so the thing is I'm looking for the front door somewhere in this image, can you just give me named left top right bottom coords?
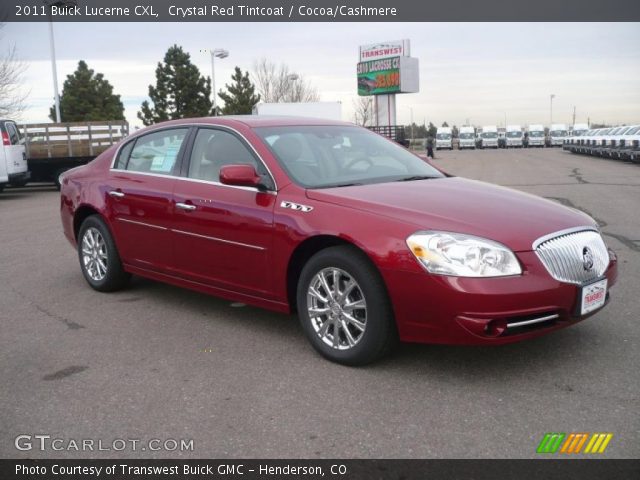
left=171, top=127, right=276, bottom=296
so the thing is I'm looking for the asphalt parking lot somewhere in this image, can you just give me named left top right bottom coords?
left=1, top=147, right=639, bottom=459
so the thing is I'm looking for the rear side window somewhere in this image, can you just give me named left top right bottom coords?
left=126, top=128, right=188, bottom=174
left=114, top=141, right=134, bottom=169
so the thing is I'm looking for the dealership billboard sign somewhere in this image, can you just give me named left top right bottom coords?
left=357, top=56, right=419, bottom=96
left=359, top=39, right=411, bottom=61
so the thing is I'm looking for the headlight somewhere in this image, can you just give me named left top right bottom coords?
left=406, top=231, right=522, bottom=277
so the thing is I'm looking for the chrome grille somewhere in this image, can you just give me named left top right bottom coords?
left=534, top=228, right=609, bottom=285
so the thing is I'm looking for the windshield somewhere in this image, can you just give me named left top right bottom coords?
left=506, top=131, right=521, bottom=138
left=481, top=132, right=497, bottom=139
left=529, top=131, right=544, bottom=137
left=459, top=133, right=474, bottom=139
left=550, top=130, right=568, bottom=137
left=574, top=130, right=588, bottom=136
left=436, top=133, right=451, bottom=140
left=254, top=125, right=444, bottom=188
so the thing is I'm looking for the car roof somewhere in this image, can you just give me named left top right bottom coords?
left=141, top=115, right=355, bottom=129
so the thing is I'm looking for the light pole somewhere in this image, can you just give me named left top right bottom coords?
left=550, top=94, right=556, bottom=125
left=203, top=48, right=229, bottom=115
left=44, top=0, right=77, bottom=123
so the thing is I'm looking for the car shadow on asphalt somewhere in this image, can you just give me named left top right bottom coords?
left=121, top=276, right=597, bottom=378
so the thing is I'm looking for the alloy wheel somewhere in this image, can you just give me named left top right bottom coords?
left=81, top=227, right=108, bottom=281
left=306, top=267, right=367, bottom=350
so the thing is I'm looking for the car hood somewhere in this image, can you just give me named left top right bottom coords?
left=306, top=177, right=595, bottom=252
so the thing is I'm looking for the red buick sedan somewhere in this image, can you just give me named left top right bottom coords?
left=60, top=116, right=618, bottom=365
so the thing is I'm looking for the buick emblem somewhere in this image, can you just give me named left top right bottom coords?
left=582, top=246, right=594, bottom=271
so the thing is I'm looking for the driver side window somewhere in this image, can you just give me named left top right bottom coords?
left=188, top=129, right=259, bottom=182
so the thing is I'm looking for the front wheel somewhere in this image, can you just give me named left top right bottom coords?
left=78, top=215, right=131, bottom=292
left=297, top=246, right=397, bottom=365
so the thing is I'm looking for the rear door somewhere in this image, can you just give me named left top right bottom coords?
left=2, top=121, right=27, bottom=176
left=106, top=127, right=191, bottom=272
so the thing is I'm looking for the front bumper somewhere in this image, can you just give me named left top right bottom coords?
left=381, top=250, right=618, bottom=345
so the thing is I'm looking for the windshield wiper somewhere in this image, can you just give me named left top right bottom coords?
left=316, top=182, right=364, bottom=189
left=396, top=175, right=440, bottom=182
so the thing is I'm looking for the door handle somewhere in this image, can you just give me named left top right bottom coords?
left=108, top=190, right=125, bottom=198
left=176, top=202, right=196, bottom=211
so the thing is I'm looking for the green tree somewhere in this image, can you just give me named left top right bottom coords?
left=49, top=60, right=124, bottom=122
left=217, top=67, right=261, bottom=115
left=427, top=122, right=437, bottom=137
left=138, top=45, right=212, bottom=126
left=441, top=121, right=449, bottom=128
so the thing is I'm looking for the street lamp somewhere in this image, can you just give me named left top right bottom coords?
left=550, top=94, right=556, bottom=125
left=44, top=0, right=77, bottom=123
left=203, top=48, right=229, bottom=115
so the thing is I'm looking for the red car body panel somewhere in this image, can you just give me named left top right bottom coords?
left=60, top=116, right=618, bottom=345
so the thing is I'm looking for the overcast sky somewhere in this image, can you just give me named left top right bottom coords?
left=3, top=22, right=639, bottom=128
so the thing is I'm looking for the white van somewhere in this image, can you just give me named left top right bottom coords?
left=527, top=124, right=545, bottom=147
left=436, top=127, right=453, bottom=150
left=549, top=123, right=568, bottom=147
left=458, top=126, right=475, bottom=149
left=0, top=119, right=30, bottom=192
left=506, top=125, right=523, bottom=148
left=480, top=125, right=498, bottom=148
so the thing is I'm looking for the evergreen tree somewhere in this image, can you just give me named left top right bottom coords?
left=217, top=67, right=261, bottom=115
left=50, top=60, right=124, bottom=122
left=138, top=45, right=212, bottom=126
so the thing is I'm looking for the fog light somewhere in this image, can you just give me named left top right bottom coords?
left=485, top=319, right=507, bottom=337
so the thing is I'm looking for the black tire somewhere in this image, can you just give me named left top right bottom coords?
left=296, top=245, right=397, bottom=366
left=77, top=215, right=131, bottom=292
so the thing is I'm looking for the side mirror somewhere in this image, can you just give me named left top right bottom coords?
left=219, top=164, right=262, bottom=189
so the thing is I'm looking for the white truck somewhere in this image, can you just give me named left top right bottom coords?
left=566, top=123, right=590, bottom=151
left=549, top=123, right=569, bottom=147
left=506, top=125, right=524, bottom=148
left=527, top=124, right=545, bottom=148
left=458, top=126, right=476, bottom=149
left=480, top=125, right=499, bottom=148
left=436, top=127, right=453, bottom=150
left=252, top=101, right=342, bottom=121
left=0, top=119, right=30, bottom=192
left=571, top=123, right=589, bottom=137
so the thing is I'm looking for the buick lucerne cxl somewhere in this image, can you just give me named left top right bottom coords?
left=60, top=117, right=618, bottom=365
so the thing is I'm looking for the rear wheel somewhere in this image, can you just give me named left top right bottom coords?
left=297, top=246, right=397, bottom=365
left=77, top=215, right=130, bottom=292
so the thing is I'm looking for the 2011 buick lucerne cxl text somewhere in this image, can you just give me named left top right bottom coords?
left=60, top=117, right=618, bottom=365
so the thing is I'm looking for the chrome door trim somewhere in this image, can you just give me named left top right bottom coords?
left=172, top=229, right=265, bottom=251
left=117, top=218, right=168, bottom=231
